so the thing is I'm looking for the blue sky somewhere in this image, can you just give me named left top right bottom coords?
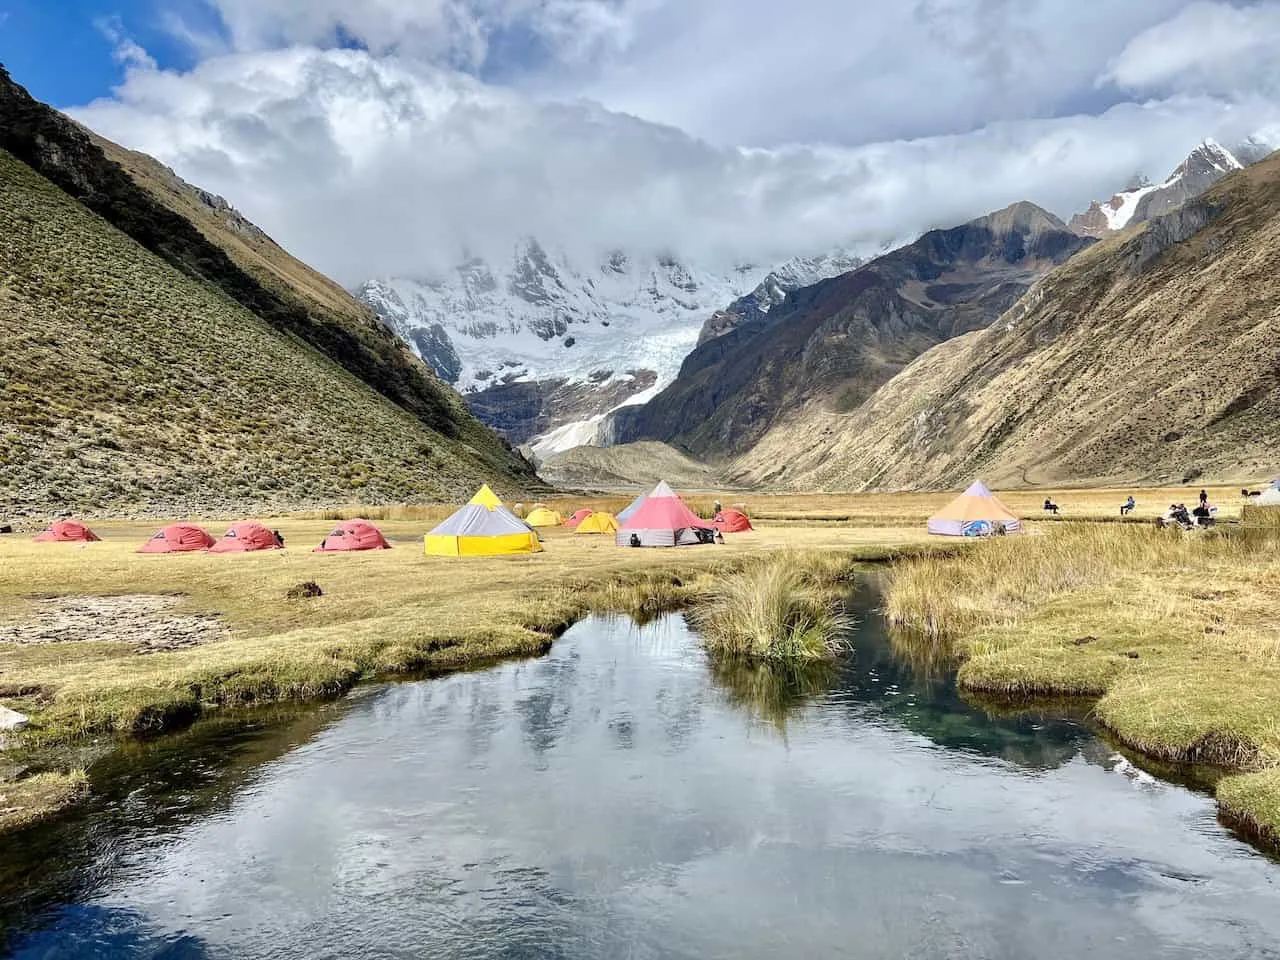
left=0, top=0, right=188, bottom=105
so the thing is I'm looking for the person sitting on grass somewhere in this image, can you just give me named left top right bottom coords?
left=1157, top=504, right=1194, bottom=530
left=1043, top=498, right=1060, bottom=516
left=1121, top=496, right=1136, bottom=516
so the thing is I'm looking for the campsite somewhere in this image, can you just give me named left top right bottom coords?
left=4, top=479, right=1280, bottom=955
left=4, top=17, right=1280, bottom=954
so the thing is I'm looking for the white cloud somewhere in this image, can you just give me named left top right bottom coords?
left=1101, top=0, right=1280, bottom=97
left=73, top=45, right=1280, bottom=288
left=96, top=16, right=160, bottom=72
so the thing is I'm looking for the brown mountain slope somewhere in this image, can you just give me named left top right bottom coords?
left=731, top=154, right=1280, bottom=490
left=0, top=147, right=530, bottom=518
left=612, top=202, right=1092, bottom=460
left=537, top=442, right=720, bottom=491
left=0, top=64, right=534, bottom=488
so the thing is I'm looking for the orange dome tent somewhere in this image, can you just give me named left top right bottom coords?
left=565, top=509, right=594, bottom=529
left=33, top=521, right=100, bottom=543
left=138, top=524, right=216, bottom=554
left=314, top=519, right=391, bottom=553
left=208, top=522, right=284, bottom=554
left=712, top=509, right=753, bottom=533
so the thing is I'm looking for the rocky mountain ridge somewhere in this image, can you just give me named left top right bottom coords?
left=357, top=239, right=873, bottom=454
left=731, top=152, right=1280, bottom=490
left=610, top=201, right=1094, bottom=461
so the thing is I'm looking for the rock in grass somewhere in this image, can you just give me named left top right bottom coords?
left=0, top=706, right=30, bottom=731
left=286, top=581, right=324, bottom=601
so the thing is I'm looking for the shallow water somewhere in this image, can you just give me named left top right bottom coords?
left=3, top=578, right=1278, bottom=958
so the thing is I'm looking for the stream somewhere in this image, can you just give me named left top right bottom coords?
left=2, top=576, right=1277, bottom=958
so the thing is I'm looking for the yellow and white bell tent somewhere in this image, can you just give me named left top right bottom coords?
left=425, top=485, right=541, bottom=557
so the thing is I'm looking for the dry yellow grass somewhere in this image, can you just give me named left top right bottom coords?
left=886, top=517, right=1280, bottom=850
left=694, top=552, right=854, bottom=660
left=0, top=515, right=935, bottom=827
left=286, top=483, right=1253, bottom=529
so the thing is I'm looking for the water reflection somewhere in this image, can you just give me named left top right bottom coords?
left=3, top=580, right=1278, bottom=959
left=706, top=656, right=838, bottom=733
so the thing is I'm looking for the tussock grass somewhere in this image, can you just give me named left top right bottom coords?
left=0, top=517, right=931, bottom=826
left=886, top=521, right=1280, bottom=851
left=695, top=553, right=854, bottom=660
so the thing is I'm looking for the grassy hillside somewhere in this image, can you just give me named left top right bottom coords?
left=734, top=154, right=1280, bottom=490
left=0, top=64, right=536, bottom=494
left=0, top=149, right=532, bottom=517
left=615, top=203, right=1092, bottom=460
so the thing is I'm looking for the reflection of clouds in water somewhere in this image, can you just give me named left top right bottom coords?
left=514, top=650, right=581, bottom=761
left=12, top=612, right=1280, bottom=959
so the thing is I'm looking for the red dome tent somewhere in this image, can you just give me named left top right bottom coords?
left=314, top=519, right=391, bottom=553
left=565, top=509, right=594, bottom=529
left=713, top=509, right=753, bottom=533
left=138, top=524, right=216, bottom=554
left=208, top=522, right=283, bottom=554
left=33, top=521, right=100, bottom=543
left=616, top=481, right=715, bottom=548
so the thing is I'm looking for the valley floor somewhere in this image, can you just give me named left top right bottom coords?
left=3, top=483, right=1278, bottom=852
left=0, top=507, right=934, bottom=831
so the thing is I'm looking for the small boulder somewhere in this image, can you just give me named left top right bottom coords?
left=286, top=581, right=324, bottom=600
left=0, top=705, right=30, bottom=731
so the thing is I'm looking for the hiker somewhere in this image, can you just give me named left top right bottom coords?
left=1199, top=489, right=1209, bottom=508
left=1043, top=498, right=1060, bottom=516
left=713, top=499, right=723, bottom=515
left=274, top=529, right=286, bottom=547
left=1121, top=496, right=1136, bottom=516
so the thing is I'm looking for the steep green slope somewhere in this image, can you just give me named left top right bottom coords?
left=614, top=203, right=1092, bottom=460
left=0, top=149, right=529, bottom=516
left=732, top=154, right=1280, bottom=490
left=0, top=63, right=534, bottom=490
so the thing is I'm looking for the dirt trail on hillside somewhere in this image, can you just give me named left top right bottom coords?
left=0, top=595, right=228, bottom=653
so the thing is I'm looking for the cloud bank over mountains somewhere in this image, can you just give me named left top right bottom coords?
left=72, top=0, right=1280, bottom=282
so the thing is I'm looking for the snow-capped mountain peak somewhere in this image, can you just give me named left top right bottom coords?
left=360, top=241, right=765, bottom=399
left=1069, top=136, right=1268, bottom=239
left=357, top=237, right=879, bottom=456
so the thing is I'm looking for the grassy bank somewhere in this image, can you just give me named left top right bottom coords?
left=0, top=517, right=934, bottom=827
left=695, top=552, right=853, bottom=660
left=886, top=518, right=1280, bottom=850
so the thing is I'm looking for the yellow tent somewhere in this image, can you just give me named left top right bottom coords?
left=525, top=507, right=563, bottom=528
left=425, top=485, right=541, bottom=557
left=574, top=512, right=620, bottom=535
left=469, top=484, right=503, bottom=509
